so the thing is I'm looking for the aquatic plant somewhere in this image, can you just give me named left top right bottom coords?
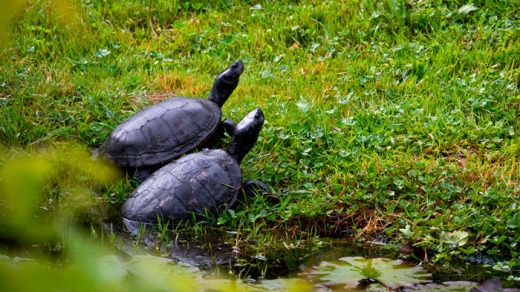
left=307, top=256, right=431, bottom=290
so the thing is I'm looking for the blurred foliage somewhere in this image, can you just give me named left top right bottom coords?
left=0, top=143, right=120, bottom=241
left=0, top=250, right=314, bottom=291
left=0, top=0, right=81, bottom=48
left=0, top=143, right=118, bottom=289
left=0, top=0, right=25, bottom=46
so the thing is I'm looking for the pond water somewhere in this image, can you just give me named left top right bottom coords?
left=113, top=221, right=520, bottom=291
left=1, top=219, right=518, bottom=291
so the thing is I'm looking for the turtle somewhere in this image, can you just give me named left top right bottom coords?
left=99, top=60, right=244, bottom=180
left=121, top=108, right=266, bottom=226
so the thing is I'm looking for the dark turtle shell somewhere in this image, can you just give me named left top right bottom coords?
left=121, top=149, right=241, bottom=223
left=100, top=97, right=221, bottom=168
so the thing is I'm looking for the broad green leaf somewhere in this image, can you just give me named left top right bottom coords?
left=296, top=100, right=310, bottom=112
left=439, top=230, right=469, bottom=246
left=308, top=257, right=431, bottom=289
left=400, top=225, right=413, bottom=238
left=94, top=48, right=111, bottom=58
left=191, top=2, right=204, bottom=10
left=457, top=4, right=478, bottom=14
left=506, top=213, right=520, bottom=229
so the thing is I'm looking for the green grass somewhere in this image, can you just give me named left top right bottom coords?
left=1, top=0, right=520, bottom=269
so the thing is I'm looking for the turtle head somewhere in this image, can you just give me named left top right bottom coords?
left=209, top=60, right=244, bottom=107
left=227, top=108, right=264, bottom=164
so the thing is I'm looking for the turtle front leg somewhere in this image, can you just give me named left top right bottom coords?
left=205, top=120, right=236, bottom=148
left=133, top=165, right=160, bottom=184
left=222, top=119, right=237, bottom=136
left=238, top=180, right=283, bottom=204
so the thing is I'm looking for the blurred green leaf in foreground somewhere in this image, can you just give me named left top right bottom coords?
left=1, top=0, right=81, bottom=48
left=0, top=143, right=120, bottom=241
